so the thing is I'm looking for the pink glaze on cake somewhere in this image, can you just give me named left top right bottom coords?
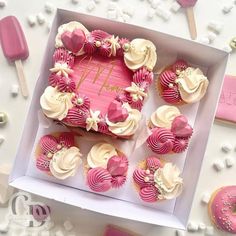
left=107, top=155, right=128, bottom=176
left=133, top=67, right=153, bottom=85
left=111, top=175, right=127, bottom=188
left=209, top=186, right=236, bottom=234
left=159, top=70, right=176, bottom=88
left=171, top=115, right=193, bottom=138
left=147, top=128, right=174, bottom=154
left=139, top=186, right=159, bottom=203
left=107, top=100, right=129, bottom=123
left=87, top=167, right=112, bottom=192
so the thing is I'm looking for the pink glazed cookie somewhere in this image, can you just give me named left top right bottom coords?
left=147, top=105, right=193, bottom=155
left=208, top=186, right=236, bottom=234
left=85, top=142, right=128, bottom=192
left=40, top=21, right=158, bottom=139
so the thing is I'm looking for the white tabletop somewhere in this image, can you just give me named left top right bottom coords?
left=0, top=0, right=236, bottom=235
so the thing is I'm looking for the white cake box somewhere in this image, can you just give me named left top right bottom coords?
left=9, top=9, right=228, bottom=230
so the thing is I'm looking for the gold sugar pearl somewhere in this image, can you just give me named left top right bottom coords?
left=230, top=37, right=236, bottom=49
left=77, top=98, right=84, bottom=105
left=169, top=83, right=174, bottom=88
left=57, top=144, right=62, bottom=150
left=95, top=41, right=101, bottom=47
left=0, top=112, right=8, bottom=125
left=47, top=153, right=53, bottom=158
left=123, top=43, right=130, bottom=52
left=145, top=169, right=150, bottom=175
left=144, top=176, right=150, bottom=182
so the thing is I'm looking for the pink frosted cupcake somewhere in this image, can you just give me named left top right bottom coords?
left=35, top=132, right=82, bottom=180
left=157, top=59, right=209, bottom=105
left=133, top=156, right=183, bottom=203
left=85, top=142, right=129, bottom=192
left=147, top=105, right=193, bottom=155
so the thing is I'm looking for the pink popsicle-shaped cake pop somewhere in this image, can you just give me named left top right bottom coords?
left=0, top=16, right=29, bottom=97
left=177, top=0, right=198, bottom=40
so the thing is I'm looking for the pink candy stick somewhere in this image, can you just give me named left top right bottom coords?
left=177, top=0, right=198, bottom=40
left=0, top=16, right=29, bottom=97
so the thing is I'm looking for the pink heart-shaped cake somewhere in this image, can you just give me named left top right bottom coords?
left=61, top=29, right=85, bottom=53
left=107, top=100, right=129, bottom=123
left=171, top=115, right=193, bottom=138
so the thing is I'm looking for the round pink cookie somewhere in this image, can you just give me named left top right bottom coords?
left=177, top=0, right=198, bottom=8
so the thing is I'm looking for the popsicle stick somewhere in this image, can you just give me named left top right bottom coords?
left=215, top=118, right=236, bottom=127
left=14, top=59, right=29, bottom=98
left=186, top=7, right=197, bottom=40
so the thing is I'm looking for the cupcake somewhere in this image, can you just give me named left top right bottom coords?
left=157, top=59, right=209, bottom=104
left=133, top=156, right=183, bottom=203
left=35, top=132, right=82, bottom=180
left=86, top=142, right=129, bottom=192
left=147, top=105, right=193, bottom=154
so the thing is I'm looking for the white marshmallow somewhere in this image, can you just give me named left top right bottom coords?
left=175, top=229, right=185, bottom=236
left=151, top=0, right=161, bottom=9
left=0, top=220, right=9, bottom=234
left=147, top=8, right=155, bottom=19
left=208, top=32, right=217, bottom=43
left=122, top=7, right=134, bottom=17
left=86, top=0, right=96, bottom=11
left=107, top=10, right=117, bottom=19
left=198, top=222, right=206, bottom=231
left=187, top=222, right=199, bottom=232
left=222, top=4, right=233, bottom=14
left=71, top=0, right=79, bottom=3
left=205, top=226, right=214, bottom=235
left=107, top=2, right=118, bottom=10
left=27, top=15, right=37, bottom=27
left=156, top=5, right=171, bottom=21
left=201, top=192, right=211, bottom=204
left=0, top=0, right=7, bottom=7
left=208, top=21, right=224, bottom=34
left=63, top=220, right=73, bottom=231
left=221, top=143, right=233, bottom=153
left=171, top=1, right=181, bottom=12
left=198, top=36, right=210, bottom=45
left=225, top=156, right=235, bottom=167
left=0, top=135, right=5, bottom=145
left=122, top=13, right=130, bottom=22
left=44, top=2, right=54, bottom=13
left=11, top=84, right=19, bottom=97
left=213, top=159, right=225, bottom=171
left=222, top=45, right=232, bottom=53
left=37, top=13, right=45, bottom=25
left=55, top=230, right=64, bottom=236
left=41, top=231, right=50, bottom=236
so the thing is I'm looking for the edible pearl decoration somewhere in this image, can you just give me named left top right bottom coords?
left=77, top=98, right=84, bottom=105
left=95, top=41, right=101, bottom=47
left=0, top=112, right=8, bottom=125
left=230, top=37, right=236, bottom=49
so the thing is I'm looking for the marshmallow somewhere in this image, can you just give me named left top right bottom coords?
left=0, top=165, right=14, bottom=204
left=63, top=220, right=73, bottom=231
left=151, top=0, right=161, bottom=9
left=205, top=226, right=214, bottom=235
left=11, top=84, right=19, bottom=97
left=208, top=21, right=223, bottom=34
left=122, top=6, right=134, bottom=17
left=225, top=156, right=235, bottom=167
left=171, top=2, right=181, bottom=12
left=27, top=15, right=37, bottom=27
left=198, top=36, right=210, bottom=44
left=213, top=159, right=225, bottom=171
left=44, top=2, right=54, bottom=13
left=122, top=13, right=130, bottom=22
left=208, top=32, right=217, bottom=43
left=107, top=10, right=117, bottom=20
left=222, top=45, right=232, bottom=53
left=86, top=0, right=96, bottom=11
left=37, top=13, right=45, bottom=25
left=41, top=231, right=50, bottom=236
left=175, top=229, right=185, bottom=236
left=222, top=4, right=233, bottom=14
left=198, top=222, right=206, bottom=231
left=156, top=5, right=171, bottom=21
left=221, top=143, right=233, bottom=153
left=107, top=2, right=118, bottom=10
left=201, top=192, right=211, bottom=204
left=147, top=8, right=155, bottom=19
left=55, top=230, right=64, bottom=236
left=187, top=222, right=198, bottom=232
left=71, top=0, right=79, bottom=3
left=0, top=0, right=7, bottom=7
left=0, top=135, right=5, bottom=145
left=0, top=220, right=9, bottom=234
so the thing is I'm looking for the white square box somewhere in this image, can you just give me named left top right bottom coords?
left=9, top=9, right=228, bottom=230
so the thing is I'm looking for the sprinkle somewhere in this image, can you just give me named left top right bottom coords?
left=187, top=222, right=198, bottom=232
left=201, top=192, right=211, bottom=204
left=37, top=12, right=45, bottom=25
left=225, top=157, right=235, bottom=167
left=27, top=15, right=37, bottom=27
left=0, top=0, right=7, bottom=7
left=63, top=220, right=73, bottom=231
left=213, top=159, right=225, bottom=171
left=11, top=84, right=19, bottom=96
left=175, top=229, right=185, bottom=236
left=44, top=2, right=54, bottom=13
left=221, top=143, right=233, bottom=153
left=86, top=0, right=96, bottom=11
left=171, top=1, right=181, bottom=13
left=205, top=226, right=214, bottom=235
left=208, top=20, right=224, bottom=34
left=208, top=32, right=217, bottom=43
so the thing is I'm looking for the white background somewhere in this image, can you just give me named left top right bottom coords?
left=0, top=0, right=236, bottom=235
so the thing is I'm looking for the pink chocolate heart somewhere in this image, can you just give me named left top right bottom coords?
left=177, top=0, right=198, bottom=8
left=171, top=115, right=193, bottom=138
left=107, top=100, right=129, bottom=123
left=61, top=29, right=85, bottom=53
